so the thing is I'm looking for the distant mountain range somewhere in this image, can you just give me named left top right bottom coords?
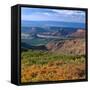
left=21, top=28, right=85, bottom=39
left=21, top=21, right=85, bottom=29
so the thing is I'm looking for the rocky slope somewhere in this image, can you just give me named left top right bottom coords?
left=69, top=29, right=85, bottom=38
left=46, top=39, right=85, bottom=55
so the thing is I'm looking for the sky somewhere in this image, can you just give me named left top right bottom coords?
left=21, top=7, right=85, bottom=23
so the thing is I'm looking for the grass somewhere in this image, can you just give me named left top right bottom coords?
left=21, top=49, right=86, bottom=83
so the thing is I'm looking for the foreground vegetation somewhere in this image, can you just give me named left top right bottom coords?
left=21, top=50, right=86, bottom=83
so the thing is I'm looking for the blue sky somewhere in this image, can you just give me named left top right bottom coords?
left=21, top=7, right=85, bottom=23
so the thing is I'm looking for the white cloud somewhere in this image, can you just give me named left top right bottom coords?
left=52, top=9, right=85, bottom=16
left=21, top=9, right=85, bottom=23
left=43, top=12, right=51, bottom=16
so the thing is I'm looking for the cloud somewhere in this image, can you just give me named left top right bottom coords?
left=42, top=12, right=51, bottom=16
left=21, top=7, right=85, bottom=23
left=52, top=9, right=85, bottom=16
